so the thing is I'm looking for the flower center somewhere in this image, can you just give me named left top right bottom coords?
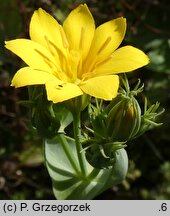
left=82, top=36, right=112, bottom=80
left=36, top=31, right=84, bottom=84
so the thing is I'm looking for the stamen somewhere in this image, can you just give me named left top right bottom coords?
left=43, top=58, right=54, bottom=69
left=34, top=48, right=56, bottom=69
left=82, top=56, right=112, bottom=79
left=97, top=36, right=111, bottom=55
left=77, top=58, right=83, bottom=79
left=79, top=27, right=85, bottom=50
left=95, top=56, right=112, bottom=68
left=44, top=35, right=55, bottom=56
left=48, top=40, right=66, bottom=60
left=69, top=50, right=81, bottom=81
left=82, top=70, right=96, bottom=80
left=48, top=40, right=69, bottom=73
left=59, top=25, right=69, bottom=49
left=35, top=45, right=69, bottom=82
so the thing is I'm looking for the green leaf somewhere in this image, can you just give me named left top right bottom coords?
left=44, top=135, right=128, bottom=199
left=53, top=104, right=73, bottom=133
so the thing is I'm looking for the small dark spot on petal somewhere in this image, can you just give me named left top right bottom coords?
left=58, top=84, right=63, bottom=88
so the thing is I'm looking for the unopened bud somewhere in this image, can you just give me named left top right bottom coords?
left=84, top=76, right=164, bottom=169
left=32, top=103, right=60, bottom=139
left=28, top=86, right=60, bottom=138
left=106, top=95, right=141, bottom=141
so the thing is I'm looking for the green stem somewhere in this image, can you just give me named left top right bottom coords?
left=73, top=112, right=87, bottom=177
left=88, top=168, right=100, bottom=179
left=58, top=134, right=80, bottom=175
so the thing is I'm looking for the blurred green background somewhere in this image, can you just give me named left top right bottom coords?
left=0, top=0, right=170, bottom=199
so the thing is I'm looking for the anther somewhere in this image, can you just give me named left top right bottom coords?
left=44, top=35, right=55, bottom=56
left=34, top=48, right=57, bottom=70
left=35, top=48, right=50, bottom=61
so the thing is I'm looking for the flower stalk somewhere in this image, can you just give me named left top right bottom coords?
left=72, top=110, right=87, bottom=177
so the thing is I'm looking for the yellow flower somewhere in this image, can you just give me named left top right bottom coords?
left=5, top=4, right=149, bottom=103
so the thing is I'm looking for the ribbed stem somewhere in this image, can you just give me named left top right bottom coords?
left=73, top=112, right=87, bottom=177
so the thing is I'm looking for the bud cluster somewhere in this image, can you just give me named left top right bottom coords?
left=84, top=76, right=164, bottom=169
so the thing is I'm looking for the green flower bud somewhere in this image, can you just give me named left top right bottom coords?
left=106, top=94, right=141, bottom=141
left=32, top=104, right=60, bottom=139
left=84, top=76, right=164, bottom=169
left=27, top=86, right=73, bottom=138
left=28, top=86, right=60, bottom=138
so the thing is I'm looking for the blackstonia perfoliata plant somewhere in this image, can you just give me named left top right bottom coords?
left=5, top=4, right=163, bottom=199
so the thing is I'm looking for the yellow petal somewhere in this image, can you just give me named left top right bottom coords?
left=11, top=67, right=56, bottom=87
left=96, top=46, right=150, bottom=75
left=45, top=80, right=83, bottom=103
left=80, top=75, right=119, bottom=100
left=87, top=17, right=126, bottom=64
left=63, top=4, right=95, bottom=58
left=30, top=8, right=66, bottom=53
left=5, top=39, right=56, bottom=72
